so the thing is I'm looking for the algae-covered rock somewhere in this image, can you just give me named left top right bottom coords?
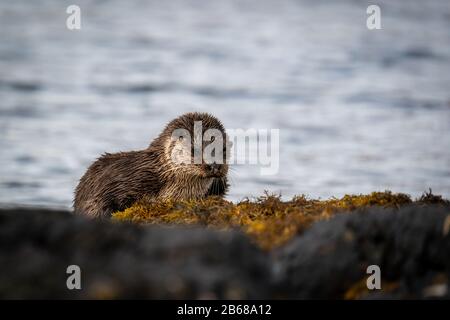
left=0, top=191, right=449, bottom=299
left=112, top=191, right=447, bottom=250
left=275, top=204, right=450, bottom=299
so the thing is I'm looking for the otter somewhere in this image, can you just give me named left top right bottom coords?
left=74, top=112, right=230, bottom=218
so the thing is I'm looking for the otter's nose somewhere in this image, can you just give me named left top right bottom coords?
left=207, top=162, right=220, bottom=174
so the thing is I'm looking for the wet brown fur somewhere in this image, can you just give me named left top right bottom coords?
left=74, top=112, right=229, bottom=218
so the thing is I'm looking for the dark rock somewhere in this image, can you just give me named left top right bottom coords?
left=274, top=205, right=450, bottom=299
left=1, top=204, right=449, bottom=299
left=0, top=208, right=271, bottom=299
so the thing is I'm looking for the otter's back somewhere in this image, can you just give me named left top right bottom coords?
left=74, top=151, right=160, bottom=218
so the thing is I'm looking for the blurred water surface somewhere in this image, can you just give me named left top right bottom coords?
left=1, top=0, right=450, bottom=208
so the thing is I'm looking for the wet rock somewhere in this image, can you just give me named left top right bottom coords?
left=1, top=204, right=449, bottom=299
left=0, top=208, right=271, bottom=299
left=275, top=205, right=450, bottom=299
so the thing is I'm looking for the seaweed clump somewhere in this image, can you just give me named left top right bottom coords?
left=112, top=191, right=449, bottom=250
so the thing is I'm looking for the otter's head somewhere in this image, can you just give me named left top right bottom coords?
left=157, top=112, right=230, bottom=179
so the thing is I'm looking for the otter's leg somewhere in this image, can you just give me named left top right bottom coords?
left=74, top=199, right=107, bottom=219
left=206, top=177, right=229, bottom=197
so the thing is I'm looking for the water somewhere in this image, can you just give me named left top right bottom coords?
left=1, top=0, right=449, bottom=208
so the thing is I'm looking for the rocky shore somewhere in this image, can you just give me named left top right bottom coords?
left=0, top=192, right=449, bottom=299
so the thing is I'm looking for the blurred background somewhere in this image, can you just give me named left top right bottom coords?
left=0, top=0, right=449, bottom=208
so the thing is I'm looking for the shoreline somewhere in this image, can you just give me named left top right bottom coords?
left=1, top=191, right=449, bottom=299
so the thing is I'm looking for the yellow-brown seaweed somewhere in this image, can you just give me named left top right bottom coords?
left=112, top=190, right=449, bottom=250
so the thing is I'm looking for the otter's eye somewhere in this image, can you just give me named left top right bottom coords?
left=178, top=136, right=184, bottom=141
